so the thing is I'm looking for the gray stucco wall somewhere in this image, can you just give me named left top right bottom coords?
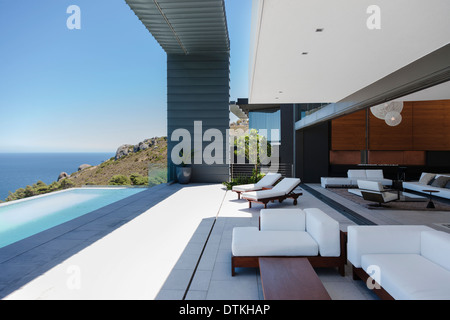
left=167, top=53, right=230, bottom=183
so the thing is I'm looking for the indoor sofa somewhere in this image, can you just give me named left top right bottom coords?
left=231, top=208, right=346, bottom=276
left=402, top=172, right=450, bottom=200
left=347, top=225, right=450, bottom=300
left=321, top=169, right=392, bottom=188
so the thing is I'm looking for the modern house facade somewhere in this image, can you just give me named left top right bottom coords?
left=246, top=0, right=450, bottom=183
left=127, top=0, right=450, bottom=185
left=126, top=0, right=231, bottom=183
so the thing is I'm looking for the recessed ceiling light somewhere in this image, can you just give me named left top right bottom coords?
left=316, top=28, right=324, bottom=32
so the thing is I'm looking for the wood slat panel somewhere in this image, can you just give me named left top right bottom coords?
left=331, top=110, right=366, bottom=150
left=412, top=100, right=450, bottom=150
left=369, top=103, right=413, bottom=150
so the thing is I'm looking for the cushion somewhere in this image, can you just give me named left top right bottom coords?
left=361, top=254, right=450, bottom=300
left=366, top=170, right=384, bottom=179
left=231, top=227, right=318, bottom=257
left=260, top=209, right=305, bottom=231
left=421, top=230, right=450, bottom=272
left=255, top=172, right=281, bottom=188
left=431, top=176, right=450, bottom=188
left=241, top=189, right=285, bottom=200
left=419, top=173, right=436, bottom=185
left=348, top=170, right=366, bottom=179
left=272, top=178, right=300, bottom=193
left=347, top=225, right=433, bottom=267
left=304, top=208, right=340, bottom=257
left=357, top=180, right=384, bottom=191
left=382, top=191, right=399, bottom=202
left=232, top=184, right=258, bottom=192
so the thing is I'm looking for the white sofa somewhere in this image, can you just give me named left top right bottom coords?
left=347, top=225, right=450, bottom=300
left=321, top=169, right=392, bottom=188
left=403, top=172, right=450, bottom=200
left=231, top=208, right=346, bottom=276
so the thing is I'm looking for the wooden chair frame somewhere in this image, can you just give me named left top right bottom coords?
left=242, top=182, right=302, bottom=208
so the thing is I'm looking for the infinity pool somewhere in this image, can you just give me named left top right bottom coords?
left=0, top=188, right=146, bottom=248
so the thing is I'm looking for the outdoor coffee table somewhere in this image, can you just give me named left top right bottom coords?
left=423, top=189, right=440, bottom=209
left=258, top=257, right=331, bottom=300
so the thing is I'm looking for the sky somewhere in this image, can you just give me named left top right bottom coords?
left=0, top=0, right=252, bottom=153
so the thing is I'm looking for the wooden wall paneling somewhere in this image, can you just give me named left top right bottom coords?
left=412, top=100, right=450, bottom=150
left=331, top=109, right=366, bottom=150
left=329, top=151, right=361, bottom=165
left=368, top=103, right=413, bottom=150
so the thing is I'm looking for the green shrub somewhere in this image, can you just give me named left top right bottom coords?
left=130, top=173, right=148, bottom=186
left=59, top=178, right=75, bottom=189
left=34, top=180, right=49, bottom=194
left=108, top=175, right=131, bottom=185
left=222, top=171, right=266, bottom=190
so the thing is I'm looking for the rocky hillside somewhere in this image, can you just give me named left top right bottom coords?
left=66, top=137, right=167, bottom=187
left=3, top=137, right=167, bottom=202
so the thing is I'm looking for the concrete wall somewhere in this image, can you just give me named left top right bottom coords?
left=167, top=53, right=230, bottom=183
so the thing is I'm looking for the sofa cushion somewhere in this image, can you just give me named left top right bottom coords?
left=348, top=170, right=366, bottom=179
left=320, top=177, right=352, bottom=187
left=231, top=227, right=318, bottom=257
left=431, top=176, right=450, bottom=188
left=260, top=208, right=305, bottom=231
left=361, top=253, right=450, bottom=300
left=304, top=208, right=340, bottom=257
left=366, top=170, right=384, bottom=179
left=347, top=225, right=433, bottom=267
left=421, top=230, right=450, bottom=272
left=419, top=173, right=436, bottom=185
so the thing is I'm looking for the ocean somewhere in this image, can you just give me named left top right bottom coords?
left=0, top=153, right=114, bottom=201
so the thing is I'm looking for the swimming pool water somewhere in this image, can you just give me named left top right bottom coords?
left=0, top=188, right=146, bottom=248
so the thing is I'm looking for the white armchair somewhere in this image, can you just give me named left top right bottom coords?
left=357, top=180, right=398, bottom=207
left=231, top=208, right=346, bottom=276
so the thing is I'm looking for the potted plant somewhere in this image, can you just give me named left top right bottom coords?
left=176, top=150, right=193, bottom=184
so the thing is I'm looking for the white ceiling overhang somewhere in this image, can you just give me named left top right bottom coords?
left=249, top=0, right=450, bottom=104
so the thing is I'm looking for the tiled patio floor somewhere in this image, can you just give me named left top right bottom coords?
left=2, top=182, right=449, bottom=300
left=159, top=184, right=377, bottom=300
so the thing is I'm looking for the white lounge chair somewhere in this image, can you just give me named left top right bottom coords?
left=241, top=177, right=301, bottom=208
left=232, top=172, right=281, bottom=199
left=357, top=180, right=398, bottom=207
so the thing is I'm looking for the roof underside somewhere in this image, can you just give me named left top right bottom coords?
left=249, top=0, right=450, bottom=104
left=125, top=0, right=230, bottom=55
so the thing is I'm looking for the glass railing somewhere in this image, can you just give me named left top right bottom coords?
left=148, top=163, right=168, bottom=187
